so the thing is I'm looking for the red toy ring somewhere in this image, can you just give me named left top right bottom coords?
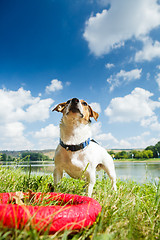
left=0, top=192, right=101, bottom=233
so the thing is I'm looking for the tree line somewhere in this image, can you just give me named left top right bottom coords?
left=0, top=152, right=51, bottom=161
left=108, top=141, right=160, bottom=160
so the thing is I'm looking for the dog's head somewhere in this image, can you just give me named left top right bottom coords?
left=52, top=98, right=99, bottom=123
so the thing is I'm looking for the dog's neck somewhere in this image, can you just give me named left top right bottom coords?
left=60, top=119, right=91, bottom=145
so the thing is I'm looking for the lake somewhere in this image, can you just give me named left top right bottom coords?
left=1, top=161, right=160, bottom=183
left=0, top=161, right=160, bottom=183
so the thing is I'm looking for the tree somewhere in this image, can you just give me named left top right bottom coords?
left=7, top=155, right=13, bottom=161
left=142, top=150, right=149, bottom=159
left=145, top=150, right=153, bottom=158
left=155, top=141, right=160, bottom=157
left=108, top=150, right=115, bottom=158
left=22, top=152, right=50, bottom=161
left=115, top=151, right=128, bottom=159
left=134, top=151, right=143, bottom=159
left=130, top=150, right=138, bottom=159
left=145, top=144, right=158, bottom=158
left=1, top=153, right=7, bottom=161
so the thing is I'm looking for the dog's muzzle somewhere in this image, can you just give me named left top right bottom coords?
left=67, top=98, right=83, bottom=117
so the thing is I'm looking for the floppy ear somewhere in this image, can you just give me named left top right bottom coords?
left=52, top=102, right=66, bottom=112
left=88, top=105, right=99, bottom=121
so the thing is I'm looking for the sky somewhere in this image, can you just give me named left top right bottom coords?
left=0, top=0, right=160, bottom=150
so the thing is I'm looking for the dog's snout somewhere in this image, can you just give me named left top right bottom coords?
left=67, top=98, right=83, bottom=115
left=72, top=98, right=79, bottom=104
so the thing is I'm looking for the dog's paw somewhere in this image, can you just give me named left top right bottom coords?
left=48, top=183, right=54, bottom=192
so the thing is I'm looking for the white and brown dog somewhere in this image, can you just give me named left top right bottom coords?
left=52, top=98, right=117, bottom=197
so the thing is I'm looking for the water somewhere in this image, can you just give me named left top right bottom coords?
left=114, top=161, right=160, bottom=183
left=1, top=161, right=160, bottom=183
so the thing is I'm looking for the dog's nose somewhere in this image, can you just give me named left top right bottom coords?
left=72, top=98, right=79, bottom=104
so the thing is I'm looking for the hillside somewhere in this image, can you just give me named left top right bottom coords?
left=0, top=149, right=56, bottom=160
left=108, top=149, right=144, bottom=153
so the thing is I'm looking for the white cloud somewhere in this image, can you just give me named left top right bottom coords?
left=66, top=81, right=71, bottom=86
left=25, top=99, right=54, bottom=122
left=34, top=124, right=60, bottom=149
left=107, top=68, right=142, bottom=91
left=90, top=121, right=118, bottom=148
left=34, top=124, right=59, bottom=139
left=0, top=87, right=54, bottom=150
left=90, top=120, right=159, bottom=149
left=150, top=121, right=160, bottom=132
left=89, top=102, right=101, bottom=113
left=117, top=139, right=131, bottom=149
left=155, top=73, right=160, bottom=90
left=125, top=132, right=159, bottom=149
left=90, top=124, right=154, bottom=149
left=1, top=122, right=25, bottom=138
left=90, top=122, right=102, bottom=136
left=141, top=116, right=160, bottom=131
left=146, top=72, right=150, bottom=81
left=0, top=136, right=34, bottom=151
left=105, top=87, right=160, bottom=125
left=0, top=121, right=34, bottom=150
left=105, top=63, right=115, bottom=69
left=84, top=0, right=160, bottom=56
left=156, top=65, right=160, bottom=69
left=135, top=37, right=160, bottom=62
left=96, top=132, right=118, bottom=143
left=45, top=79, right=63, bottom=93
left=0, top=87, right=33, bottom=123
left=117, top=69, right=142, bottom=81
left=91, top=121, right=160, bottom=149
left=106, top=131, right=159, bottom=149
left=35, top=139, right=59, bottom=150
left=0, top=87, right=54, bottom=124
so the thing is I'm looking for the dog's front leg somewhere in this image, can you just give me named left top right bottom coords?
left=87, top=172, right=96, bottom=197
left=54, top=167, right=63, bottom=189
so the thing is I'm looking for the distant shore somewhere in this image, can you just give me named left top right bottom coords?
left=114, top=158, right=160, bottom=162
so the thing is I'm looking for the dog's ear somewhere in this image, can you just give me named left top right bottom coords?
left=88, top=105, right=99, bottom=121
left=52, top=102, right=66, bottom=112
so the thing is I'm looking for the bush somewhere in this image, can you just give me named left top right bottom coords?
left=115, top=151, right=129, bottom=159
left=22, top=152, right=50, bottom=161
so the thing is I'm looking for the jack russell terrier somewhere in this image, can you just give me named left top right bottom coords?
left=52, top=98, right=117, bottom=197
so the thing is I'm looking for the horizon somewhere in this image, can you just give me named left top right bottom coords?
left=0, top=0, right=160, bottom=150
left=0, top=147, right=146, bottom=153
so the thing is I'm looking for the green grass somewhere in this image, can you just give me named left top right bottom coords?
left=0, top=166, right=159, bottom=240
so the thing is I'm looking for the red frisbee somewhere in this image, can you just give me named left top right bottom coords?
left=0, top=192, right=101, bottom=234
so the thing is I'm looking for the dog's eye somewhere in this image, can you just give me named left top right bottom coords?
left=66, top=100, right=71, bottom=104
left=82, top=102, right=87, bottom=106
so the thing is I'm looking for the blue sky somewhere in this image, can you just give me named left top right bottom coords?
left=0, top=0, right=160, bottom=150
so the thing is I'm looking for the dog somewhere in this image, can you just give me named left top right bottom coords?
left=52, top=98, right=117, bottom=197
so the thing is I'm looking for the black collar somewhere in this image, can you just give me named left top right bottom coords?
left=60, top=138, right=90, bottom=152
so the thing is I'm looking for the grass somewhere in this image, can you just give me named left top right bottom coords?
left=0, top=166, right=159, bottom=240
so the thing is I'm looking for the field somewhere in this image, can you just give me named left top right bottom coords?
left=0, top=167, right=159, bottom=240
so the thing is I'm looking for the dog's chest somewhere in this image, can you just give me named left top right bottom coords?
left=58, top=149, right=89, bottom=178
